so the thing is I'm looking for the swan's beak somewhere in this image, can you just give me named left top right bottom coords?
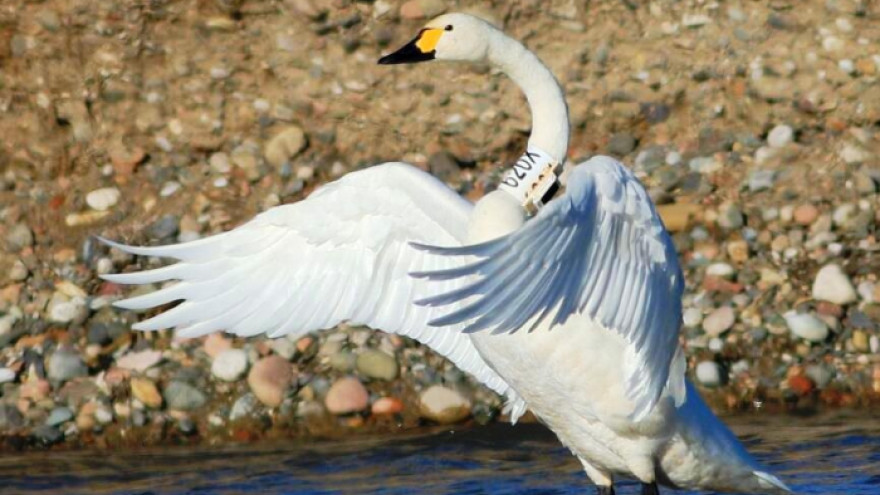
left=378, top=28, right=441, bottom=65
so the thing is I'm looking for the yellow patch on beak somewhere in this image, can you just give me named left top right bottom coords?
left=415, top=28, right=443, bottom=53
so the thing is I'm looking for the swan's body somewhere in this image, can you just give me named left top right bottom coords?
left=101, top=13, right=791, bottom=495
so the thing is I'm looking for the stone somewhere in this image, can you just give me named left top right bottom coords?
left=695, top=361, right=723, bottom=387
left=784, top=311, right=829, bottom=342
left=0, top=368, right=15, bottom=383
left=131, top=378, right=163, bottom=408
left=767, top=124, right=794, bottom=148
left=703, top=306, right=735, bottom=336
left=211, top=349, right=248, bottom=382
left=706, top=263, right=735, bottom=279
left=163, top=381, right=206, bottom=411
left=716, top=203, right=744, bottom=229
left=793, top=204, right=819, bottom=225
left=852, top=330, right=870, bottom=353
left=788, top=375, right=815, bottom=396
left=247, top=356, right=294, bottom=407
left=116, top=350, right=163, bottom=372
left=8, top=259, right=28, bottom=281
left=0, top=403, right=25, bottom=430
left=324, top=376, right=369, bottom=414
left=748, top=169, right=776, bottom=192
left=265, top=126, right=307, bottom=168
left=400, top=0, right=446, bottom=19
left=812, top=264, right=857, bottom=305
left=356, top=350, right=398, bottom=381
left=204, top=334, right=232, bottom=358
left=46, top=407, right=74, bottom=427
left=230, top=393, right=259, bottom=421
left=32, top=425, right=63, bottom=445
left=47, top=292, right=87, bottom=324
left=427, top=151, right=460, bottom=181
left=840, top=144, right=871, bottom=165
left=418, top=385, right=471, bottom=424
left=85, top=187, right=121, bottom=211
left=329, top=351, right=357, bottom=372
left=6, top=223, right=34, bottom=252
left=607, top=132, right=637, bottom=155
left=682, top=307, right=703, bottom=327
left=47, top=347, right=88, bottom=382
left=371, top=396, right=404, bottom=415
left=805, top=365, right=833, bottom=389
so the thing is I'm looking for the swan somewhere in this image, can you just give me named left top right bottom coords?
left=100, top=13, right=792, bottom=495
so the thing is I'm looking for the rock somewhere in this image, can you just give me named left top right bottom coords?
left=328, top=351, right=357, bottom=372
left=805, top=365, right=833, bottom=389
left=324, top=376, right=369, bottom=414
left=706, top=263, right=735, bottom=279
left=47, top=347, right=88, bottom=382
left=748, top=169, right=776, bottom=192
left=204, top=334, right=232, bottom=358
left=784, top=311, right=829, bottom=342
left=5, top=223, right=34, bottom=252
left=265, top=126, right=307, bottom=168
left=767, top=124, right=794, bottom=148
left=230, top=393, right=259, bottom=421
left=46, top=407, right=74, bottom=427
left=683, top=308, right=703, bottom=327
left=212, top=349, right=249, bottom=382
left=149, top=215, right=179, bottom=240
left=788, top=375, right=815, bottom=396
left=812, top=264, right=857, bottom=305
left=32, top=425, right=63, bottom=445
left=716, top=203, right=744, bottom=229
left=695, top=361, right=723, bottom=387
left=116, top=350, right=163, bottom=372
left=400, top=0, right=446, bottom=19
left=0, top=368, right=15, bottom=383
left=840, top=144, right=871, bottom=165
left=703, top=306, right=735, bottom=336
left=418, top=385, right=471, bottom=424
left=0, top=403, right=25, bottom=430
left=8, top=259, right=28, bottom=282
left=793, top=204, right=819, bottom=225
left=607, top=133, right=637, bottom=155
left=47, top=292, right=87, bottom=324
left=852, top=330, right=870, bottom=353
left=131, top=378, right=163, bottom=408
left=356, top=350, right=398, bottom=381
left=163, top=381, right=206, bottom=411
left=427, top=151, right=460, bottom=181
left=371, top=396, right=404, bottom=415
left=85, top=187, right=121, bottom=211
left=247, top=356, right=294, bottom=407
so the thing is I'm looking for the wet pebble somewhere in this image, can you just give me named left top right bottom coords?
left=131, top=378, right=163, bottom=408
left=230, top=393, right=258, bottom=421
left=0, top=368, right=15, bottom=383
left=86, top=187, right=121, bottom=211
left=163, top=381, right=206, bottom=411
left=607, top=132, right=637, bottom=155
left=45, top=407, right=74, bottom=427
left=784, top=311, right=829, bottom=342
left=247, top=356, right=294, bottom=407
left=812, top=264, right=857, bottom=305
left=419, top=385, right=471, bottom=424
left=47, top=347, right=88, bottom=382
left=356, top=350, right=398, bottom=381
left=703, top=306, right=735, bottom=336
left=696, top=361, right=723, bottom=387
left=211, top=349, right=248, bottom=382
left=324, top=376, right=369, bottom=414
left=116, top=349, right=163, bottom=372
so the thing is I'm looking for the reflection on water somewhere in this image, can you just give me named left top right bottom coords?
left=1, top=412, right=877, bottom=495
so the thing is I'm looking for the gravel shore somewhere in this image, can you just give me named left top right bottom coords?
left=1, top=0, right=879, bottom=451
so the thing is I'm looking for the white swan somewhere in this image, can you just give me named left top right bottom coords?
left=100, top=13, right=791, bottom=495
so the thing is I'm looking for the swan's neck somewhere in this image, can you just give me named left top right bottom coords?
left=488, top=33, right=570, bottom=164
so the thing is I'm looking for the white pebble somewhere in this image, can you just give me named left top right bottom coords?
left=812, top=264, right=857, bottom=305
left=0, top=368, right=15, bottom=383
left=95, top=257, right=114, bottom=275
left=160, top=181, right=181, bottom=197
left=696, top=361, right=723, bottom=387
left=683, top=307, right=703, bottom=327
left=86, top=187, right=121, bottom=211
left=767, top=125, right=794, bottom=148
left=706, top=263, right=735, bottom=278
left=838, top=59, right=855, bottom=74
left=857, top=281, right=876, bottom=303
left=211, top=349, right=249, bottom=382
left=784, top=311, right=829, bottom=342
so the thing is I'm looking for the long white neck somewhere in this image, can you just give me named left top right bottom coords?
left=487, top=32, right=570, bottom=164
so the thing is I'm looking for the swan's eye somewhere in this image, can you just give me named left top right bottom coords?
left=445, top=25, right=453, bottom=31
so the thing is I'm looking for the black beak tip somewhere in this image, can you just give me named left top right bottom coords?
left=377, top=55, right=393, bottom=65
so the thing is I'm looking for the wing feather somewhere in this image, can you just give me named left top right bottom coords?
left=102, top=163, right=526, bottom=419
left=412, top=156, right=685, bottom=420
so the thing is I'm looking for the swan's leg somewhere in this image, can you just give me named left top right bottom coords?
left=640, top=482, right=659, bottom=495
left=577, top=456, right=614, bottom=495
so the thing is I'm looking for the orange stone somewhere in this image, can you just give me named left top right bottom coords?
left=788, top=375, right=815, bottom=396
left=371, top=396, right=404, bottom=415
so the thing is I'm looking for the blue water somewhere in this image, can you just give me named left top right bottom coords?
left=1, top=413, right=877, bottom=494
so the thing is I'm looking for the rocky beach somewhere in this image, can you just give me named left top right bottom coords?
left=1, top=0, right=879, bottom=451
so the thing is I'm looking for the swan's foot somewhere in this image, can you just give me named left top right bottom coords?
left=595, top=486, right=615, bottom=495
left=640, top=482, right=659, bottom=495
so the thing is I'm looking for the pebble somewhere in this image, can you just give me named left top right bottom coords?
left=324, top=376, right=369, bottom=414
left=793, top=204, right=819, bottom=225
left=163, top=381, right=206, bottom=411
left=716, top=203, right=744, bottom=230
left=6, top=223, right=34, bottom=251
left=748, top=169, right=776, bottom=192
left=812, top=264, right=857, bottom=305
left=840, top=144, right=871, bottom=165
left=607, top=132, right=637, bottom=155
left=356, top=350, right=399, bottom=381
left=0, top=368, right=15, bottom=383
left=696, top=361, right=723, bottom=387
left=47, top=347, right=88, bottom=382
left=706, top=263, right=735, bottom=279
left=400, top=0, right=446, bottom=20
left=371, top=397, right=404, bottom=415
left=85, top=187, right=121, bottom=211
left=230, top=393, right=258, bottom=421
left=784, top=311, right=830, bottom=342
left=8, top=259, right=29, bottom=281
left=116, top=350, right=163, bottom=372
left=203, top=334, right=232, bottom=358
left=264, top=126, right=307, bottom=168
left=0, top=403, right=25, bottom=430
left=805, top=365, right=833, bottom=389
left=703, top=306, right=735, bottom=336
left=767, top=124, right=794, bottom=148
left=247, top=356, right=294, bottom=407
left=131, top=377, right=163, bottom=408
left=683, top=307, right=703, bottom=327
left=418, top=385, right=471, bottom=424
left=32, top=425, right=63, bottom=445
left=46, top=407, right=74, bottom=427
left=211, top=349, right=248, bottom=382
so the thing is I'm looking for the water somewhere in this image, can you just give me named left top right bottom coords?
left=1, top=413, right=877, bottom=495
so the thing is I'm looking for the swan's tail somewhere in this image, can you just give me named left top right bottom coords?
left=754, top=470, right=794, bottom=494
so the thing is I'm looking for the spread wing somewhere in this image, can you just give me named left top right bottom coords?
left=101, top=163, right=526, bottom=420
left=411, top=156, right=685, bottom=420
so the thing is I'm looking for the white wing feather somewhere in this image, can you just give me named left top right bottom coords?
left=101, top=163, right=526, bottom=420
left=411, top=156, right=685, bottom=420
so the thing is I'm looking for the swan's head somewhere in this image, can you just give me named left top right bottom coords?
left=378, top=13, right=494, bottom=65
